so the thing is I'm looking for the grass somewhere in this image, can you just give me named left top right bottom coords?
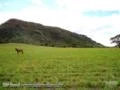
left=0, top=43, right=120, bottom=89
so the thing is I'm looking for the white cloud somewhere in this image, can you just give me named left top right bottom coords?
left=56, top=0, right=120, bottom=11
left=0, top=0, right=120, bottom=46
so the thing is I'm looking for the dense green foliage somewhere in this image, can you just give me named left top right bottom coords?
left=0, top=43, right=120, bottom=89
left=111, top=34, right=120, bottom=48
left=0, top=19, right=103, bottom=47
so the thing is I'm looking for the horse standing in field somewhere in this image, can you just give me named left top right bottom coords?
left=15, top=48, right=23, bottom=54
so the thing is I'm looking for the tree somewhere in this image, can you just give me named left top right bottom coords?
left=111, top=34, right=120, bottom=48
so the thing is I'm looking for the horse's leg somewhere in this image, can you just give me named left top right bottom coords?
left=21, top=50, right=23, bottom=54
left=17, top=51, right=19, bottom=54
left=17, top=50, right=19, bottom=54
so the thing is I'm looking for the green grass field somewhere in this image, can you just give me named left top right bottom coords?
left=0, top=43, right=120, bottom=90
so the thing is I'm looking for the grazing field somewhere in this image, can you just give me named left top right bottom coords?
left=0, top=43, right=120, bottom=90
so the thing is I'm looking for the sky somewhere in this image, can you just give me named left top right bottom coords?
left=0, top=0, right=120, bottom=46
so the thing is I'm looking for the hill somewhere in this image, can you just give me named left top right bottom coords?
left=0, top=19, right=103, bottom=47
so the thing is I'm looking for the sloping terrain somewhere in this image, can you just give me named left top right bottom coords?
left=0, top=19, right=103, bottom=47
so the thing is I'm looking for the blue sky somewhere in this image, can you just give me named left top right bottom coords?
left=0, top=0, right=120, bottom=46
left=0, top=0, right=58, bottom=11
left=84, top=10, right=120, bottom=17
left=0, top=0, right=32, bottom=12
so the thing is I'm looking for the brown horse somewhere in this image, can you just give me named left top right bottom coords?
left=15, top=48, right=23, bottom=54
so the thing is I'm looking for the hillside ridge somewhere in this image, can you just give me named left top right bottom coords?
left=0, top=18, right=103, bottom=47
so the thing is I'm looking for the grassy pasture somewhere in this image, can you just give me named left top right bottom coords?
left=0, top=43, right=120, bottom=89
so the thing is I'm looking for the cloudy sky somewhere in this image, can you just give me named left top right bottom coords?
left=0, top=0, right=120, bottom=46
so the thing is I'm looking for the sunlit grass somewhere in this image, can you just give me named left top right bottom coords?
left=0, top=43, right=120, bottom=89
